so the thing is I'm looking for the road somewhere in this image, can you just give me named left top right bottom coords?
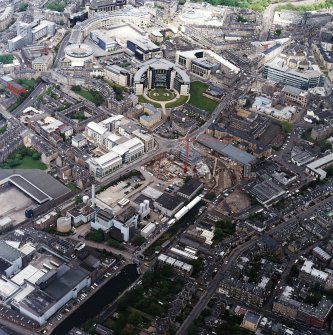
left=176, top=193, right=333, bottom=335
left=11, top=82, right=46, bottom=117
left=53, top=33, right=70, bottom=68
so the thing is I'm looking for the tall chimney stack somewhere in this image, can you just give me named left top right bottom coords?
left=91, top=184, right=96, bottom=208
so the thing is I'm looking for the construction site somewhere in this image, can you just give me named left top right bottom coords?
left=146, top=139, right=243, bottom=197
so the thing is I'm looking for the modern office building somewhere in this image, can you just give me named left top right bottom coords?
left=263, top=45, right=324, bottom=90
left=8, top=19, right=55, bottom=52
left=88, top=151, right=122, bottom=180
left=89, top=30, right=116, bottom=51
left=175, top=49, right=240, bottom=79
left=127, top=38, right=162, bottom=61
left=133, top=58, right=190, bottom=95
left=112, top=137, right=144, bottom=163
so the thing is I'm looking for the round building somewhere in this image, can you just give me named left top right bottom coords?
left=64, top=44, right=94, bottom=67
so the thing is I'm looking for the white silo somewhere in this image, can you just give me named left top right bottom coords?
left=144, top=199, right=150, bottom=211
left=140, top=202, right=145, bottom=214
left=57, top=216, right=71, bottom=233
left=82, top=195, right=90, bottom=204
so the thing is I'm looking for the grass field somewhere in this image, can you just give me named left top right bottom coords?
left=147, top=88, right=175, bottom=101
left=75, top=89, right=104, bottom=106
left=188, top=81, right=219, bottom=113
left=15, top=157, right=47, bottom=170
left=165, top=95, right=188, bottom=108
left=137, top=95, right=161, bottom=108
left=16, top=78, right=37, bottom=91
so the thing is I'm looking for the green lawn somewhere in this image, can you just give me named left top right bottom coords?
left=188, top=81, right=219, bottom=113
left=16, top=78, right=37, bottom=91
left=74, top=89, right=105, bottom=106
left=147, top=88, right=175, bottom=101
left=166, top=95, right=188, bottom=108
left=0, top=54, right=14, bottom=64
left=15, top=156, right=47, bottom=170
left=137, top=95, right=161, bottom=108
left=67, top=183, right=79, bottom=192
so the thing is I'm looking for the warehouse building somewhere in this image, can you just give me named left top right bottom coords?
left=0, top=169, right=70, bottom=205
left=0, top=241, right=24, bottom=277
left=177, top=179, right=203, bottom=201
left=154, top=193, right=184, bottom=217
left=306, top=153, right=333, bottom=180
left=18, top=264, right=90, bottom=325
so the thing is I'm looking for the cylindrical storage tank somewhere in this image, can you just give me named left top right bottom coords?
left=140, top=203, right=145, bottom=213
left=82, top=195, right=90, bottom=204
left=57, top=216, right=71, bottom=233
left=144, top=199, right=150, bottom=211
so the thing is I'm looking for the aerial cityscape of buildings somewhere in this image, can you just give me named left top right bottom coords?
left=1, top=0, right=333, bottom=334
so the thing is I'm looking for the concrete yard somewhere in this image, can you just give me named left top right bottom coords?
left=0, top=187, right=35, bottom=224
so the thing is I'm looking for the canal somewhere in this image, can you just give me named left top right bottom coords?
left=51, top=264, right=139, bottom=335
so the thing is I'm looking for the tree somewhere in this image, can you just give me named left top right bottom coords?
left=132, top=235, right=146, bottom=247
left=75, top=195, right=82, bottom=205
left=88, top=229, right=104, bottom=242
left=19, top=2, right=28, bottom=11
left=280, top=121, right=292, bottom=134
left=214, top=227, right=223, bottom=241
left=142, top=270, right=154, bottom=288
left=71, top=85, right=82, bottom=92
left=275, top=29, right=282, bottom=36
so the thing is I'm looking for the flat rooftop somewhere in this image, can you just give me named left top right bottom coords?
left=0, top=170, right=70, bottom=204
left=43, top=266, right=88, bottom=300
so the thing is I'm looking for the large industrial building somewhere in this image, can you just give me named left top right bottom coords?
left=18, top=265, right=90, bottom=325
left=91, top=206, right=138, bottom=241
left=133, top=58, right=190, bottom=95
left=0, top=169, right=70, bottom=205
left=306, top=153, right=333, bottom=180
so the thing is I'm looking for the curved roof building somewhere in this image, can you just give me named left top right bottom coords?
left=133, top=58, right=190, bottom=96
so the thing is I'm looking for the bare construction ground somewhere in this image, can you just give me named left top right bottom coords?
left=218, top=188, right=251, bottom=215
left=0, top=187, right=35, bottom=224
